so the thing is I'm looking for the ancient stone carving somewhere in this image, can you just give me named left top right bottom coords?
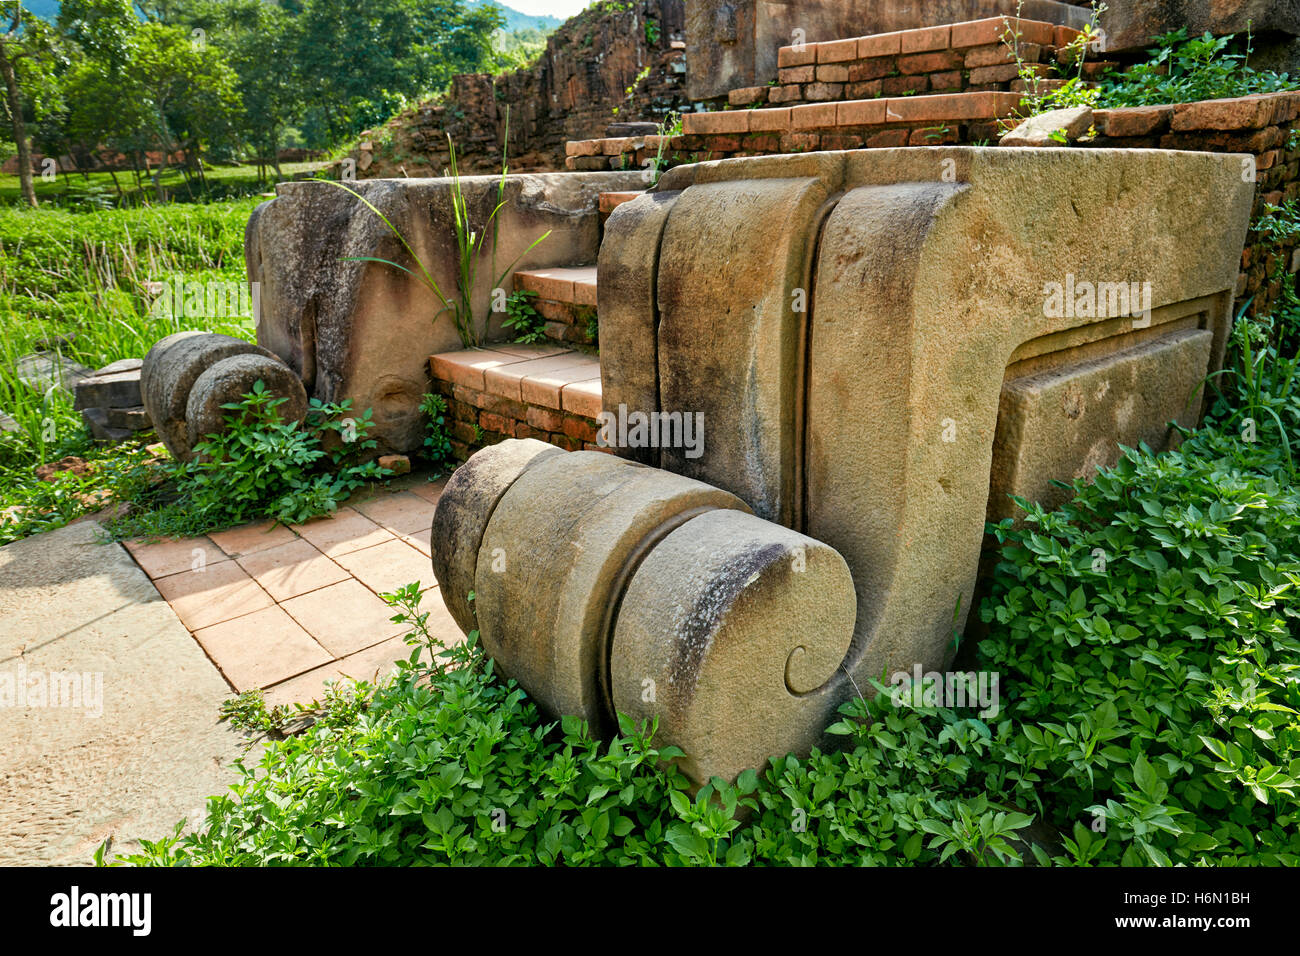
left=431, top=440, right=856, bottom=783
left=141, top=332, right=300, bottom=461
left=435, top=147, right=1253, bottom=784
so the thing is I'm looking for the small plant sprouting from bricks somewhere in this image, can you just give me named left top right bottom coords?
left=1004, top=0, right=1106, bottom=129
left=1254, top=199, right=1300, bottom=252
left=644, top=19, right=660, bottom=46
left=585, top=310, right=600, bottom=349
left=644, top=111, right=682, bottom=187
left=326, top=107, right=550, bottom=348
left=503, top=288, right=546, bottom=344
left=106, top=383, right=390, bottom=540
left=420, top=392, right=455, bottom=470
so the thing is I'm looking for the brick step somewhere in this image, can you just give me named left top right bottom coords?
left=513, top=265, right=598, bottom=306
left=511, top=265, right=599, bottom=347
left=750, top=16, right=1104, bottom=111
left=566, top=89, right=1027, bottom=170
left=566, top=134, right=669, bottom=171
left=430, top=345, right=604, bottom=457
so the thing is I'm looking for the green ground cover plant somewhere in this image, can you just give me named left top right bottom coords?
left=0, top=164, right=321, bottom=209
left=331, top=120, right=550, bottom=349
left=104, top=383, right=390, bottom=541
left=502, top=288, right=545, bottom=344
left=1097, top=28, right=1296, bottom=108
left=1011, top=3, right=1298, bottom=121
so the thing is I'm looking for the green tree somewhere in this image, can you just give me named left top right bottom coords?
left=0, top=3, right=62, bottom=206
left=131, top=21, right=240, bottom=199
left=222, top=1, right=304, bottom=181
left=294, top=0, right=502, bottom=146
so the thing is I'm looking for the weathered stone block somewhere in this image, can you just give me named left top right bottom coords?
left=988, top=329, right=1214, bottom=519
left=81, top=407, right=133, bottom=443
left=141, top=332, right=278, bottom=461
left=625, top=147, right=1252, bottom=753
left=16, top=353, right=94, bottom=394
left=1000, top=106, right=1094, bottom=145
left=245, top=171, right=642, bottom=455
left=104, top=406, right=151, bottom=431
left=73, top=368, right=142, bottom=411
left=185, top=352, right=308, bottom=452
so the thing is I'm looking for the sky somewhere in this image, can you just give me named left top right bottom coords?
left=504, top=1, right=594, bottom=18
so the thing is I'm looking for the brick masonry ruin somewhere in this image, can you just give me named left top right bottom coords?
left=350, top=0, right=691, bottom=178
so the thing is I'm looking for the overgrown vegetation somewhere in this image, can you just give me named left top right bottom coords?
left=1011, top=0, right=1298, bottom=122
left=332, top=121, right=550, bottom=348
left=502, top=288, right=545, bottom=344
left=2, top=0, right=508, bottom=209
left=419, top=392, right=455, bottom=472
left=0, top=197, right=258, bottom=541
left=1098, top=27, right=1297, bottom=107
left=105, top=383, right=389, bottom=541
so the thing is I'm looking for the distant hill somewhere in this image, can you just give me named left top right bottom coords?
left=468, top=1, right=563, bottom=34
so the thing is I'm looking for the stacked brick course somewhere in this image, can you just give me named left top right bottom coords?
left=430, top=347, right=605, bottom=460
left=736, top=17, right=1107, bottom=108
left=568, top=86, right=1300, bottom=322
left=1087, top=92, right=1300, bottom=319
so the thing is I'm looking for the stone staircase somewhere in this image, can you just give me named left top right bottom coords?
left=425, top=190, right=650, bottom=456
left=415, top=11, right=1300, bottom=464
left=512, top=265, right=599, bottom=346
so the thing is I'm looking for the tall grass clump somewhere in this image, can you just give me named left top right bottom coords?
left=328, top=115, right=549, bottom=348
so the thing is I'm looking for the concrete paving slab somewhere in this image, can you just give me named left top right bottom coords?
left=0, top=521, right=251, bottom=866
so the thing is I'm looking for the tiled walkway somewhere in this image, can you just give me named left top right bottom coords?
left=122, top=476, right=463, bottom=707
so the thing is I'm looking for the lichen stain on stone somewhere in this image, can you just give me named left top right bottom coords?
left=665, top=541, right=785, bottom=718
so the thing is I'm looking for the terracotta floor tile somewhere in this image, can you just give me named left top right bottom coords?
left=352, top=491, right=435, bottom=536
left=236, top=538, right=349, bottom=602
left=398, top=531, right=432, bottom=559
left=333, top=538, right=434, bottom=597
left=125, top=535, right=228, bottom=579
left=152, top=559, right=275, bottom=631
left=208, top=519, right=299, bottom=557
left=279, top=578, right=407, bottom=658
left=291, top=506, right=394, bottom=557
left=192, top=605, right=332, bottom=692
left=406, top=479, right=446, bottom=505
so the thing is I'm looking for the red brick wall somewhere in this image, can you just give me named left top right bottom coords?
left=432, top=378, right=603, bottom=460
